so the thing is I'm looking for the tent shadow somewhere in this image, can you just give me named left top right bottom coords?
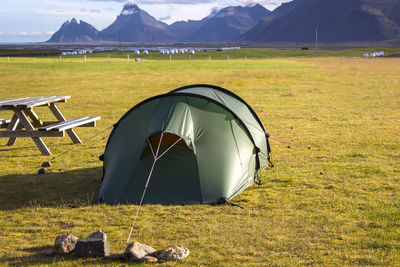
left=0, top=167, right=103, bottom=210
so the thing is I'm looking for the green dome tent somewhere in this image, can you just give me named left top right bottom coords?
left=98, top=84, right=271, bottom=204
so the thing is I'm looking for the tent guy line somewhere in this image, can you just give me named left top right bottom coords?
left=126, top=133, right=183, bottom=244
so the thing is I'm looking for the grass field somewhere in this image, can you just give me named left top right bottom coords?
left=2, top=46, right=400, bottom=62
left=0, top=50, right=399, bottom=266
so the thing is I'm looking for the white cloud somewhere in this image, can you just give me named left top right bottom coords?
left=121, top=9, right=138, bottom=15
left=158, top=15, right=171, bottom=21
left=35, top=8, right=109, bottom=16
left=0, top=31, right=53, bottom=38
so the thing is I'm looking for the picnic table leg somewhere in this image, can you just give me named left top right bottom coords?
left=6, top=114, right=20, bottom=146
left=26, top=108, right=44, bottom=127
left=15, top=110, right=51, bottom=155
left=49, top=103, right=82, bottom=144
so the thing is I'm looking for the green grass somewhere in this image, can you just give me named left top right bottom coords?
left=2, top=47, right=400, bottom=63
left=0, top=52, right=399, bottom=266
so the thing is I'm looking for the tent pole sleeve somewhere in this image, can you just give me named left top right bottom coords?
left=155, top=132, right=163, bottom=159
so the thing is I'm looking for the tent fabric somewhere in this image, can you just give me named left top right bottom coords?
left=168, top=84, right=270, bottom=168
left=98, top=85, right=271, bottom=205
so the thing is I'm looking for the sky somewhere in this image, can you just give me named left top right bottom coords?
left=0, top=0, right=292, bottom=43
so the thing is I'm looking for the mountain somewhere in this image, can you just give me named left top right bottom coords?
left=170, top=20, right=202, bottom=41
left=47, top=18, right=99, bottom=43
left=171, top=4, right=270, bottom=42
left=47, top=3, right=271, bottom=43
left=240, top=0, right=400, bottom=43
left=98, top=3, right=180, bottom=43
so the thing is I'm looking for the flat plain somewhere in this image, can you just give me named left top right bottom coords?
left=0, top=49, right=399, bottom=266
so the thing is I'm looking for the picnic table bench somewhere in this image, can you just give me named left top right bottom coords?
left=0, top=96, right=100, bottom=155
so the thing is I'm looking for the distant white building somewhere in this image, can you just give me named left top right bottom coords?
left=134, top=50, right=140, bottom=55
left=363, top=53, right=369, bottom=58
left=189, top=50, right=195, bottom=55
left=143, top=50, right=149, bottom=55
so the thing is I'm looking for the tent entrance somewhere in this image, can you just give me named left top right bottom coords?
left=122, top=132, right=202, bottom=204
left=148, top=132, right=186, bottom=147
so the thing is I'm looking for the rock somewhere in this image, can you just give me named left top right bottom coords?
left=74, top=230, right=110, bottom=258
left=87, top=230, right=107, bottom=240
left=37, top=168, right=46, bottom=175
left=41, top=161, right=51, bottom=167
left=74, top=238, right=110, bottom=258
left=141, top=256, right=158, bottom=263
left=124, top=241, right=156, bottom=261
left=45, top=248, right=56, bottom=256
left=152, top=246, right=189, bottom=261
left=54, top=234, right=78, bottom=254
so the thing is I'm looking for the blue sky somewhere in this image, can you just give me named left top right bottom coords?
left=0, top=0, right=291, bottom=43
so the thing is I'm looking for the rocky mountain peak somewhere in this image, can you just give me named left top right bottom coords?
left=121, top=3, right=141, bottom=16
left=47, top=17, right=99, bottom=43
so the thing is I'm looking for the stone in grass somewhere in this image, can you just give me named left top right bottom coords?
left=37, top=168, right=46, bottom=175
left=75, top=230, right=110, bottom=258
left=152, top=246, right=189, bottom=261
left=87, top=230, right=107, bottom=240
left=124, top=241, right=156, bottom=261
left=141, top=256, right=158, bottom=263
left=54, top=234, right=78, bottom=254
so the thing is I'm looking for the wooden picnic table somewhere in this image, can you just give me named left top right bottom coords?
left=0, top=96, right=100, bottom=155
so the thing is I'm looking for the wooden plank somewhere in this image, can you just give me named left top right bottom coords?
left=53, top=116, right=100, bottom=132
left=5, top=114, right=20, bottom=146
left=19, top=96, right=64, bottom=108
left=41, top=121, right=97, bottom=127
left=0, top=97, right=43, bottom=109
left=0, top=130, right=64, bottom=138
left=49, top=103, right=81, bottom=144
left=26, top=108, right=44, bottom=127
left=1, top=96, right=71, bottom=110
left=0, top=118, right=11, bottom=126
left=0, top=97, right=31, bottom=106
left=15, top=110, right=51, bottom=155
left=18, top=96, right=71, bottom=109
left=39, top=116, right=89, bottom=131
left=31, top=95, right=70, bottom=107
